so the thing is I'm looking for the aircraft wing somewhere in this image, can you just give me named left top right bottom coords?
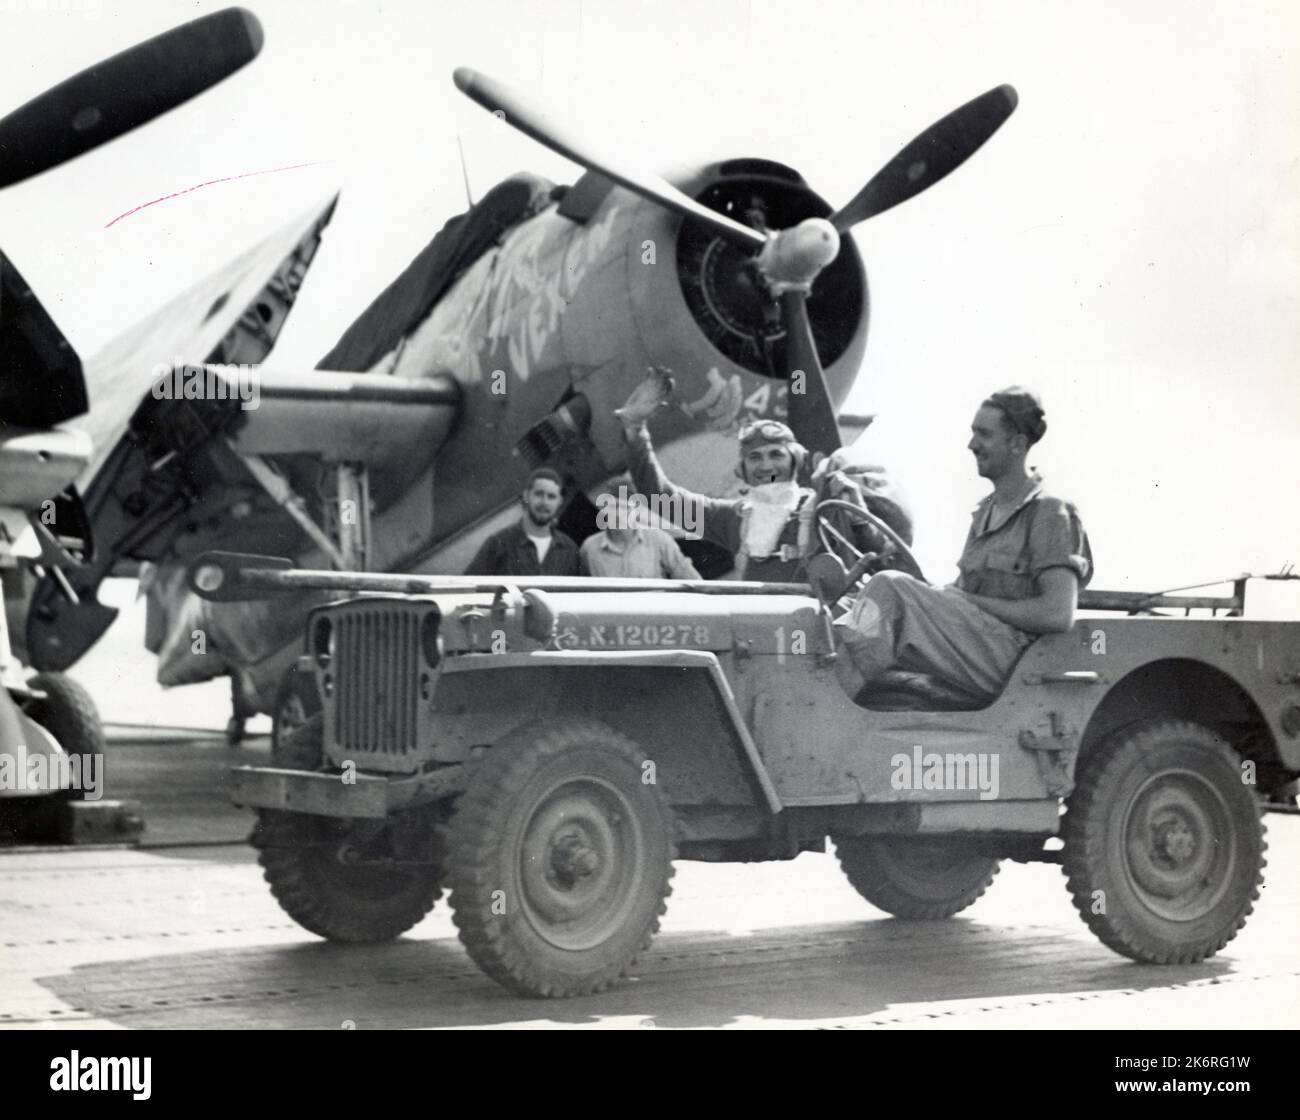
left=77, top=196, right=338, bottom=480
left=94, top=365, right=459, bottom=567
left=20, top=197, right=338, bottom=669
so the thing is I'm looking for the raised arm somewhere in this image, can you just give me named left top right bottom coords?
left=616, top=368, right=743, bottom=552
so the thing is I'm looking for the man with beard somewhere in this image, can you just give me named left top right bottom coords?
left=835, top=387, right=1092, bottom=705
left=464, top=467, right=580, bottom=576
left=615, top=370, right=816, bottom=582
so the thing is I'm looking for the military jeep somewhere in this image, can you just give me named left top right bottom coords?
left=191, top=541, right=1299, bottom=999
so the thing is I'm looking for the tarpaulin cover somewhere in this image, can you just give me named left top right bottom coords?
left=315, top=173, right=557, bottom=372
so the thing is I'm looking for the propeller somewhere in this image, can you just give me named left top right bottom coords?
left=830, top=84, right=1019, bottom=231
left=453, top=67, right=1018, bottom=456
left=0, top=7, right=263, bottom=190
left=782, top=288, right=841, bottom=457
left=453, top=68, right=764, bottom=252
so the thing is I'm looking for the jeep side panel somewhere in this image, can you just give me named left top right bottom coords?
left=737, top=616, right=1298, bottom=814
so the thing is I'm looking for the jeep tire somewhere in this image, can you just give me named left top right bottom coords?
left=834, top=836, right=1000, bottom=919
left=1061, top=719, right=1265, bottom=964
left=446, top=718, right=676, bottom=998
left=256, top=717, right=442, bottom=942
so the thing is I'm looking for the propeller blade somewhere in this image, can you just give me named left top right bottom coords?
left=781, top=289, right=841, bottom=456
left=453, top=67, right=766, bottom=251
left=0, top=7, right=263, bottom=190
left=830, top=84, right=1018, bottom=232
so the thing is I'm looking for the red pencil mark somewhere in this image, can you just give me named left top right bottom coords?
left=104, top=162, right=318, bottom=228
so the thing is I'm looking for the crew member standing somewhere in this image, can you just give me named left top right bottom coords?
left=464, top=467, right=580, bottom=576
left=580, top=483, right=701, bottom=579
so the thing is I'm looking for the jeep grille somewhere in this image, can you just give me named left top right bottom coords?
left=333, top=606, right=421, bottom=760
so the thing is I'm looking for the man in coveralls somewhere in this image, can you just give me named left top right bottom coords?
left=835, top=387, right=1092, bottom=704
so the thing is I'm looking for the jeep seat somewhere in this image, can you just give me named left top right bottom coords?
left=857, top=670, right=990, bottom=712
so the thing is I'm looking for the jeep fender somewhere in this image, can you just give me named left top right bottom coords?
left=432, top=650, right=782, bottom=813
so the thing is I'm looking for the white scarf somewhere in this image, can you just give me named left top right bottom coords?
left=743, top=480, right=802, bottom=557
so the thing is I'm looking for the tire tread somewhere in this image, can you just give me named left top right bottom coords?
left=835, top=836, right=1000, bottom=919
left=446, top=718, right=676, bottom=998
left=1061, top=719, right=1265, bottom=964
left=257, top=810, right=442, bottom=943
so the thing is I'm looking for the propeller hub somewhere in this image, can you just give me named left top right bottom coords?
left=758, top=217, right=841, bottom=294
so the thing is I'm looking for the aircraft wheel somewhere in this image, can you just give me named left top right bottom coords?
left=834, top=836, right=1000, bottom=918
left=0, top=674, right=107, bottom=843
left=1062, top=720, right=1264, bottom=964
left=257, top=809, right=443, bottom=943
left=446, top=718, right=676, bottom=997
left=24, top=672, right=106, bottom=800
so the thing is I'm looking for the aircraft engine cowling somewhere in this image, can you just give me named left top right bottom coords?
left=671, top=159, right=868, bottom=383
left=606, top=160, right=870, bottom=499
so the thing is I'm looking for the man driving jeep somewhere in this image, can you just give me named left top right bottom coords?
left=834, top=387, right=1092, bottom=705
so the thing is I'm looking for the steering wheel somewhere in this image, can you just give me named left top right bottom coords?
left=814, top=498, right=927, bottom=591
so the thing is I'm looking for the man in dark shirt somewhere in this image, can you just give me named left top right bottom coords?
left=835, top=387, right=1092, bottom=703
left=463, top=467, right=580, bottom=576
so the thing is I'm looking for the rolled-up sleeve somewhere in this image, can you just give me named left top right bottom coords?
left=1028, top=498, right=1093, bottom=588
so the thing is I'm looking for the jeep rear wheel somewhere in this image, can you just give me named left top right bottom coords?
left=1061, top=720, right=1265, bottom=964
left=835, top=836, right=1000, bottom=918
left=446, top=719, right=676, bottom=998
left=256, top=810, right=443, bottom=943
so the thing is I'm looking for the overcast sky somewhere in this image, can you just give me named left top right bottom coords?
left=1, top=0, right=1296, bottom=606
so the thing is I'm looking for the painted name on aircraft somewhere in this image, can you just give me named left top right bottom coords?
left=484, top=204, right=621, bottom=383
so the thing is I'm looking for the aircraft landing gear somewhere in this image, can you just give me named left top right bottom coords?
left=0, top=430, right=141, bottom=846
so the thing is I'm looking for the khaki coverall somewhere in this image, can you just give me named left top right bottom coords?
left=835, top=480, right=1093, bottom=702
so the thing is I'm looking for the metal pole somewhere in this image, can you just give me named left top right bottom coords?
left=225, top=565, right=812, bottom=599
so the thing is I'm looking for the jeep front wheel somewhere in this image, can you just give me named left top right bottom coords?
left=256, top=810, right=444, bottom=942
left=834, top=836, right=1000, bottom=918
left=1061, top=720, right=1265, bottom=964
left=446, top=719, right=676, bottom=998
